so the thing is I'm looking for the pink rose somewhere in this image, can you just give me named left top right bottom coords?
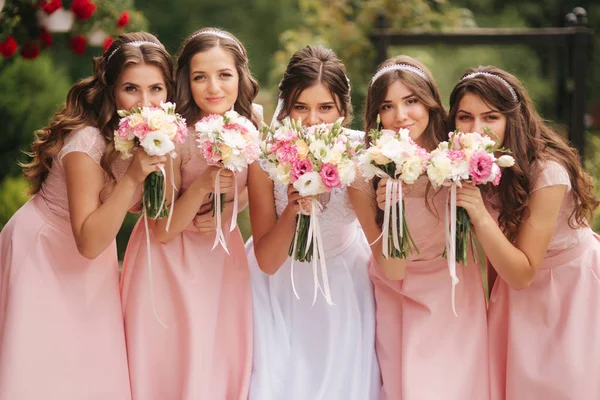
left=469, top=149, right=493, bottom=185
left=116, top=120, right=131, bottom=140
left=492, top=163, right=502, bottom=186
left=242, top=142, right=261, bottom=163
left=224, top=123, right=248, bottom=135
left=319, top=163, right=341, bottom=190
left=290, top=158, right=313, bottom=183
left=276, top=143, right=298, bottom=164
left=133, top=122, right=150, bottom=140
left=201, top=140, right=220, bottom=163
left=447, top=149, right=466, bottom=163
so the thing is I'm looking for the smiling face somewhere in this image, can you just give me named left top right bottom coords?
left=288, top=82, right=343, bottom=126
left=454, top=92, right=507, bottom=145
left=114, top=63, right=168, bottom=110
left=189, top=46, right=239, bottom=118
left=379, top=79, right=430, bottom=146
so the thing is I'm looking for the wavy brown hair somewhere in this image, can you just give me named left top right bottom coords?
left=276, top=45, right=352, bottom=125
left=365, top=56, right=447, bottom=223
left=448, top=66, right=598, bottom=240
left=22, top=32, right=174, bottom=194
left=175, top=27, right=260, bottom=127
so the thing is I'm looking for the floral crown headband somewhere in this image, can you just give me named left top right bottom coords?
left=106, top=40, right=162, bottom=63
left=188, top=29, right=244, bottom=54
left=370, top=63, right=428, bottom=85
left=461, top=71, right=519, bottom=102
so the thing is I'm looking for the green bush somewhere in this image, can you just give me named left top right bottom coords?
left=584, top=131, right=600, bottom=233
left=0, top=176, right=31, bottom=230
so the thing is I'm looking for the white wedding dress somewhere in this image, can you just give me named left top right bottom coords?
left=246, top=129, right=380, bottom=400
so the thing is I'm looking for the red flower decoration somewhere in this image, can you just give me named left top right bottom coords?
left=69, top=35, right=87, bottom=56
left=0, top=36, right=18, bottom=58
left=71, top=0, right=96, bottom=20
left=21, top=41, right=41, bottom=60
left=117, top=11, right=130, bottom=28
left=39, top=29, right=53, bottom=47
left=39, top=0, right=62, bottom=14
left=104, top=37, right=114, bottom=53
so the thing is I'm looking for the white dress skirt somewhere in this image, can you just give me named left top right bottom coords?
left=246, top=132, right=380, bottom=400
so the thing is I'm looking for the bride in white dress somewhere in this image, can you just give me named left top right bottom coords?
left=246, top=45, right=380, bottom=400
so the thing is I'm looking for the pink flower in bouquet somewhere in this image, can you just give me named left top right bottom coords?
left=319, top=163, right=341, bottom=190
left=448, top=149, right=466, bottom=162
left=133, top=122, right=150, bottom=140
left=469, top=149, right=494, bottom=184
left=116, top=121, right=132, bottom=140
left=242, top=142, right=261, bottom=162
left=492, top=164, right=502, bottom=186
left=290, top=158, right=313, bottom=183
left=276, top=143, right=298, bottom=164
left=201, top=140, right=220, bottom=163
left=224, top=123, right=248, bottom=135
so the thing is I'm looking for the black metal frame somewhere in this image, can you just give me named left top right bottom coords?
left=369, top=8, right=593, bottom=158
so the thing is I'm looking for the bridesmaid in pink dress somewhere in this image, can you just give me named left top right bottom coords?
left=349, top=56, right=489, bottom=400
left=0, top=32, right=173, bottom=399
left=120, top=28, right=260, bottom=399
left=449, top=66, right=600, bottom=400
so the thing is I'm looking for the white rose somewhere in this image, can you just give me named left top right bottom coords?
left=293, top=171, right=326, bottom=196
left=401, top=155, right=424, bottom=184
left=426, top=154, right=452, bottom=188
left=140, top=130, right=175, bottom=156
left=497, top=155, right=515, bottom=168
left=338, top=161, right=357, bottom=186
left=276, top=163, right=291, bottom=185
left=114, top=135, right=134, bottom=159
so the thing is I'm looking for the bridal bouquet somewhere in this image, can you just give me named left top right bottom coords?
left=195, top=110, right=261, bottom=251
left=114, top=101, right=188, bottom=219
left=260, top=117, right=361, bottom=304
left=426, top=127, right=514, bottom=313
left=358, top=117, right=429, bottom=259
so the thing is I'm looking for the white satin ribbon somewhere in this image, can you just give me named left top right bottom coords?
left=211, top=169, right=239, bottom=253
left=445, top=183, right=460, bottom=317
left=376, top=179, right=403, bottom=258
left=165, top=156, right=178, bottom=232
left=142, top=197, right=168, bottom=328
left=289, top=198, right=334, bottom=306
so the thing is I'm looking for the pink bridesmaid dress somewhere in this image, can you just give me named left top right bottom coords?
left=488, top=160, right=600, bottom=400
left=120, top=131, right=252, bottom=400
left=0, top=126, right=131, bottom=399
left=357, top=176, right=489, bottom=400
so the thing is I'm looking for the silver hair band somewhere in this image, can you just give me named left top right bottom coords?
left=461, top=71, right=519, bottom=102
left=106, top=40, right=162, bottom=63
left=370, top=63, right=428, bottom=85
left=189, top=29, right=243, bottom=54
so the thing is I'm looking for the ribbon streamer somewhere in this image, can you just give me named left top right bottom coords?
left=142, top=197, right=169, bottom=328
left=378, top=179, right=404, bottom=258
left=445, top=183, right=460, bottom=317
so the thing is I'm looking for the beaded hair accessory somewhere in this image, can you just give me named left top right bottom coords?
left=461, top=71, right=519, bottom=102
left=370, top=63, right=428, bottom=85
left=188, top=29, right=244, bottom=54
left=106, top=40, right=162, bottom=63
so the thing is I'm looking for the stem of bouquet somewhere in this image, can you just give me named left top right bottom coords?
left=144, top=170, right=168, bottom=219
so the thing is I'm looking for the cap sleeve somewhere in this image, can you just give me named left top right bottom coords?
left=58, top=126, right=106, bottom=166
left=531, top=160, right=572, bottom=193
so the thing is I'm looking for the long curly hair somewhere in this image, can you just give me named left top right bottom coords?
left=22, top=32, right=174, bottom=194
left=175, top=27, right=260, bottom=127
left=448, top=66, right=599, bottom=241
left=276, top=45, right=352, bottom=125
left=364, top=55, right=448, bottom=223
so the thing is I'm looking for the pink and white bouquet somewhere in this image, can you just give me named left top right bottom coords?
left=114, top=102, right=188, bottom=219
left=358, top=117, right=429, bottom=259
left=260, top=117, right=361, bottom=304
left=195, top=110, right=260, bottom=251
left=426, top=128, right=514, bottom=313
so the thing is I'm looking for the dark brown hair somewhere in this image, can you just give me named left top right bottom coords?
left=365, top=55, right=447, bottom=223
left=276, top=45, right=352, bottom=124
left=448, top=65, right=598, bottom=240
left=364, top=55, right=447, bottom=151
left=22, top=32, right=174, bottom=193
left=175, top=27, right=260, bottom=126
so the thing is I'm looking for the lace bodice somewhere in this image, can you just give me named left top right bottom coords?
left=39, top=126, right=133, bottom=220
